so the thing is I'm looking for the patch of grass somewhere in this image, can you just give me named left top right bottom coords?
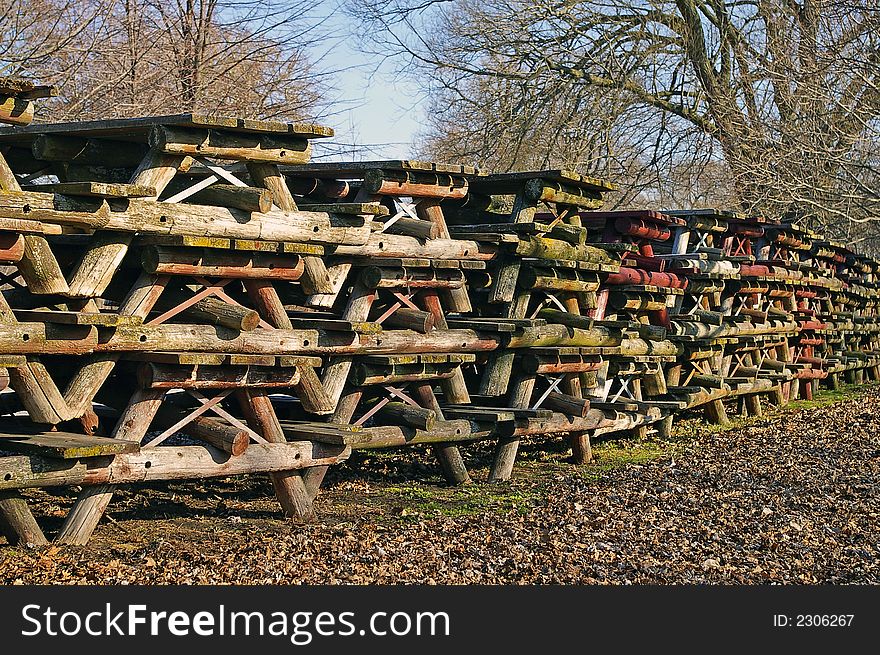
left=378, top=480, right=543, bottom=521
left=577, top=440, right=669, bottom=482
left=784, top=382, right=873, bottom=411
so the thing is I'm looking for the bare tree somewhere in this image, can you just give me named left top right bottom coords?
left=2, top=0, right=331, bottom=123
left=354, top=0, right=880, bottom=249
left=0, top=0, right=107, bottom=75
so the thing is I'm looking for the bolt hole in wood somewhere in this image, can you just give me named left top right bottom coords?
left=3, top=473, right=11, bottom=481
left=22, top=204, right=31, bottom=213
left=294, top=453, right=301, bottom=460
left=378, top=242, right=384, bottom=249
left=160, top=215, right=168, bottom=223
left=139, top=335, right=147, bottom=342
left=303, top=340, right=310, bottom=347
left=144, top=461, right=152, bottom=469
left=22, top=334, right=29, bottom=341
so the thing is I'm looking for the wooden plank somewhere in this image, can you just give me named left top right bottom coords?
left=442, top=407, right=516, bottom=423
left=280, top=421, right=370, bottom=445
left=22, top=182, right=156, bottom=198
left=126, top=352, right=227, bottom=365
left=0, top=114, right=333, bottom=142
left=0, top=432, right=140, bottom=459
left=282, top=161, right=473, bottom=176
left=13, top=310, right=143, bottom=326
left=298, top=202, right=390, bottom=216
left=287, top=316, right=382, bottom=334
left=468, top=169, right=616, bottom=193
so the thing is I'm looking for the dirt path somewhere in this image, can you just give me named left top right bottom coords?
left=2, top=387, right=878, bottom=584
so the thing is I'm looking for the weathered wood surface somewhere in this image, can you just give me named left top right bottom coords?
left=0, top=442, right=350, bottom=491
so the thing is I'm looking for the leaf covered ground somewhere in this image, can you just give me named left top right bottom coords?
left=1, top=386, right=878, bottom=584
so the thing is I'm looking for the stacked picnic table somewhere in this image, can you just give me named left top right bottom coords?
left=0, top=96, right=879, bottom=545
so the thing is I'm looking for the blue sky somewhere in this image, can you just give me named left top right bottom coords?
left=306, top=1, right=425, bottom=160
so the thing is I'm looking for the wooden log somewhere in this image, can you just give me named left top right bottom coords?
left=320, top=279, right=375, bottom=407
left=65, top=231, right=134, bottom=299
left=514, top=236, right=617, bottom=264
left=704, top=399, right=730, bottom=426
left=505, top=323, right=619, bottom=349
left=512, top=409, right=606, bottom=436
left=31, top=135, right=148, bottom=168
left=416, top=199, right=472, bottom=312
left=0, top=191, right=370, bottom=246
left=520, top=268, right=600, bottom=292
left=58, top=275, right=167, bottom=418
left=362, top=169, right=467, bottom=199
left=88, top=324, right=500, bottom=357
left=655, top=414, right=674, bottom=438
left=142, top=246, right=305, bottom=280
left=18, top=235, right=69, bottom=295
left=247, top=162, right=298, bottom=210
left=335, top=234, right=496, bottom=260
left=0, top=491, right=47, bottom=545
left=350, top=420, right=474, bottom=449
left=153, top=403, right=250, bottom=456
left=413, top=383, right=471, bottom=485
left=609, top=292, right=667, bottom=312
left=292, top=365, right=335, bottom=415
left=522, top=357, right=601, bottom=374
left=285, top=176, right=349, bottom=199
left=744, top=393, right=763, bottom=417
left=185, top=183, right=272, bottom=213
left=570, top=431, right=593, bottom=464
left=377, top=402, right=437, bottom=430
left=0, top=442, right=348, bottom=492
left=544, top=391, right=590, bottom=417
left=360, top=266, right=464, bottom=290
left=0, top=151, right=23, bottom=194
left=8, top=360, right=69, bottom=424
left=243, top=279, right=292, bottom=329
left=385, top=217, right=439, bottom=239
left=300, top=255, right=333, bottom=295
left=487, top=374, right=535, bottom=483
left=524, top=178, right=604, bottom=207
left=173, top=293, right=261, bottom=331
left=150, top=126, right=311, bottom=164
left=129, top=150, right=186, bottom=200
left=0, top=322, right=99, bottom=356
left=421, top=289, right=471, bottom=405
left=238, top=390, right=318, bottom=521
left=691, top=374, right=728, bottom=389
left=352, top=363, right=456, bottom=386
left=300, top=386, right=361, bottom=501
left=138, top=362, right=300, bottom=389
left=383, top=307, right=434, bottom=333
left=56, top=388, right=165, bottom=545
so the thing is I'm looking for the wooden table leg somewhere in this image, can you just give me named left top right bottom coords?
left=56, top=388, right=166, bottom=545
left=488, top=373, right=536, bottom=482
left=413, top=382, right=470, bottom=485
left=238, top=390, right=316, bottom=522
left=0, top=491, right=48, bottom=546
